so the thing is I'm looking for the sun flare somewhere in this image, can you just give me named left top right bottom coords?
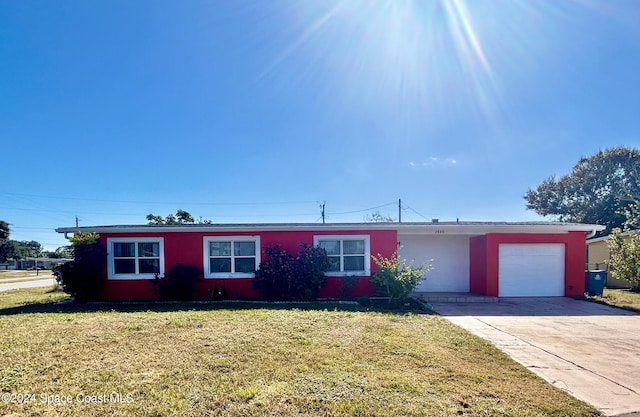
left=258, top=0, right=611, bottom=128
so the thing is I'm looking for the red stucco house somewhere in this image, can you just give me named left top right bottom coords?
left=55, top=221, right=604, bottom=301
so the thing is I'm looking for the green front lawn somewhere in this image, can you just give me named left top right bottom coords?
left=0, top=287, right=599, bottom=416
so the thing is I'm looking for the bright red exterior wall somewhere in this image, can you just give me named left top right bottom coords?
left=98, top=229, right=397, bottom=301
left=469, top=232, right=587, bottom=297
left=469, top=236, right=487, bottom=295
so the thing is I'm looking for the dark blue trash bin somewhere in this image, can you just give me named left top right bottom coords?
left=585, top=270, right=607, bottom=296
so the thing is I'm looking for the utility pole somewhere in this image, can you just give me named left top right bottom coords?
left=75, top=216, right=79, bottom=227
left=398, top=199, right=402, bottom=223
left=321, top=201, right=326, bottom=224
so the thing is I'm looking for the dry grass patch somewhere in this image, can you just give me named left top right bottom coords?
left=0, top=288, right=599, bottom=416
left=590, top=288, right=640, bottom=313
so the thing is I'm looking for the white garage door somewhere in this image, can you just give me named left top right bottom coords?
left=499, top=244, right=565, bottom=297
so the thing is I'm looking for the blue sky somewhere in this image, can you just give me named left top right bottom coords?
left=1, top=0, right=639, bottom=250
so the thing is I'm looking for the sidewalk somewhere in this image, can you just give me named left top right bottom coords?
left=0, top=276, right=57, bottom=292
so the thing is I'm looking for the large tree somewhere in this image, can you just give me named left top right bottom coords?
left=0, top=240, right=17, bottom=262
left=0, top=221, right=10, bottom=261
left=0, top=221, right=9, bottom=241
left=0, top=240, right=43, bottom=262
left=364, top=211, right=396, bottom=223
left=525, top=147, right=640, bottom=233
left=146, top=209, right=212, bottom=225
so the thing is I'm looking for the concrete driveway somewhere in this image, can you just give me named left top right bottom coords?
left=432, top=298, right=640, bottom=417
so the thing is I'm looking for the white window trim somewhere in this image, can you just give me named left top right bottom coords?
left=203, top=236, right=261, bottom=278
left=313, top=234, right=371, bottom=277
left=107, top=237, right=165, bottom=280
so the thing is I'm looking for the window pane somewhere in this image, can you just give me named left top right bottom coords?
left=138, top=242, right=159, bottom=258
left=114, top=259, right=135, bottom=274
left=234, top=241, right=255, bottom=257
left=210, top=258, right=231, bottom=273
left=343, top=240, right=364, bottom=255
left=113, top=242, right=135, bottom=257
left=210, top=242, right=231, bottom=257
left=235, top=258, right=256, bottom=273
left=327, top=256, right=341, bottom=272
left=139, top=259, right=160, bottom=274
left=319, top=240, right=340, bottom=255
left=344, top=256, right=365, bottom=271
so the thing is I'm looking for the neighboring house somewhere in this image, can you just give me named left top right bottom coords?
left=55, top=221, right=604, bottom=301
left=586, top=231, right=639, bottom=289
left=0, top=262, right=16, bottom=270
left=16, top=257, right=72, bottom=270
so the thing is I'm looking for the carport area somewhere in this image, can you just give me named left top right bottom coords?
left=432, top=298, right=640, bottom=416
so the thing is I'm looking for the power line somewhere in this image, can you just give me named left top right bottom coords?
left=326, top=201, right=396, bottom=216
left=2, top=201, right=403, bottom=220
left=0, top=191, right=318, bottom=206
left=403, top=204, right=430, bottom=221
left=0, top=206, right=320, bottom=218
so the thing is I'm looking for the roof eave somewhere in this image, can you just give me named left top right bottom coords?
left=55, top=222, right=606, bottom=235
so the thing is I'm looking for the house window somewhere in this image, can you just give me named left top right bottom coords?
left=204, top=236, right=260, bottom=278
left=107, top=238, right=164, bottom=279
left=313, top=235, right=371, bottom=276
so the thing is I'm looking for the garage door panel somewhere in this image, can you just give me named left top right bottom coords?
left=499, top=244, right=565, bottom=297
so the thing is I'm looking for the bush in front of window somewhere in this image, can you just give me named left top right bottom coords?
left=370, top=252, right=432, bottom=306
left=339, top=275, right=360, bottom=299
left=56, top=233, right=106, bottom=302
left=152, top=263, right=203, bottom=301
left=254, top=244, right=331, bottom=301
left=295, top=243, right=331, bottom=300
left=253, top=245, right=296, bottom=300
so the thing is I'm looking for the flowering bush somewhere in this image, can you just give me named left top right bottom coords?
left=370, top=252, right=431, bottom=305
left=254, top=244, right=330, bottom=301
left=152, top=263, right=202, bottom=301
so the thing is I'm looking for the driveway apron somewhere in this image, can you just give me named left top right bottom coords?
left=432, top=297, right=640, bottom=416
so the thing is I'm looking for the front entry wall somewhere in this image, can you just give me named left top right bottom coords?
left=98, top=229, right=398, bottom=301
left=399, top=234, right=470, bottom=292
left=470, top=232, right=587, bottom=297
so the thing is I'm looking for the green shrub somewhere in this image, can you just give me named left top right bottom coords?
left=55, top=239, right=106, bottom=302
left=370, top=252, right=431, bottom=305
left=253, top=245, right=295, bottom=300
left=153, top=263, right=202, bottom=301
left=295, top=243, right=331, bottom=300
left=608, top=228, right=640, bottom=292
left=340, top=275, right=359, bottom=299
left=254, top=244, right=330, bottom=301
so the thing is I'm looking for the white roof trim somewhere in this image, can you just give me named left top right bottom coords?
left=56, top=221, right=605, bottom=236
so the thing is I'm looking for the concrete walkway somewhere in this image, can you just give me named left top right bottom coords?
left=432, top=297, right=640, bottom=416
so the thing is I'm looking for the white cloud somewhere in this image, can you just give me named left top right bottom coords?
left=409, top=157, right=458, bottom=167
